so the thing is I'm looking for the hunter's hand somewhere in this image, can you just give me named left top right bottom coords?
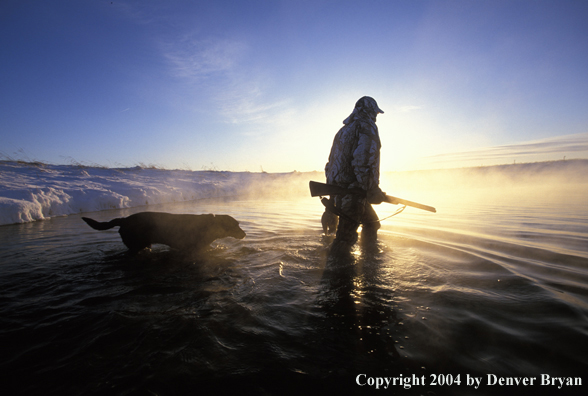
left=367, top=188, right=386, bottom=204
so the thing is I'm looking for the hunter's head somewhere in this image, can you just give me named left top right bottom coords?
left=354, top=96, right=384, bottom=121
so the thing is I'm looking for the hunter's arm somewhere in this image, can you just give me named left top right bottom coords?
left=351, top=129, right=380, bottom=192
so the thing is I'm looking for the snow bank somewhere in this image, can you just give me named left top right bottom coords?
left=3, top=159, right=585, bottom=226
left=0, top=161, right=317, bottom=226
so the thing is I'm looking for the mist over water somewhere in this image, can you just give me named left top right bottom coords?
left=1, top=161, right=587, bottom=395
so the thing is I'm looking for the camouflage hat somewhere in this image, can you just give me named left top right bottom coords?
left=355, top=96, right=384, bottom=114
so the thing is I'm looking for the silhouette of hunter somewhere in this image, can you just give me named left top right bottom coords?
left=323, top=96, right=386, bottom=252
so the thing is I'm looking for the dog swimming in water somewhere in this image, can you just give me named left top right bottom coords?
left=82, top=212, right=246, bottom=253
left=321, top=210, right=338, bottom=235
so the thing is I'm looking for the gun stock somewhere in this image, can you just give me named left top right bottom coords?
left=309, top=181, right=436, bottom=213
left=309, top=181, right=365, bottom=197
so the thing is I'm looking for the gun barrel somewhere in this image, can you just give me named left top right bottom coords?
left=384, top=195, right=436, bottom=213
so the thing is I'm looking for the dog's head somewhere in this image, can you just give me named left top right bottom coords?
left=215, top=215, right=246, bottom=240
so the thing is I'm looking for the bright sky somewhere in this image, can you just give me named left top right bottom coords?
left=2, top=0, right=588, bottom=172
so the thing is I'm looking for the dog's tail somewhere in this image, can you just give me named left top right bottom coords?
left=82, top=217, right=123, bottom=231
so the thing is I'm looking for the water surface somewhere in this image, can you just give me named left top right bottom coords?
left=1, top=192, right=587, bottom=395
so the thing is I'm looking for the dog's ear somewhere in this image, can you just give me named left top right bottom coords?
left=218, top=215, right=241, bottom=231
left=217, top=214, right=233, bottom=224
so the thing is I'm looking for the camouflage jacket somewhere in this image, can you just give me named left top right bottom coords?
left=325, top=113, right=381, bottom=192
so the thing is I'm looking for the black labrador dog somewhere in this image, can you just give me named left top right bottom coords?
left=82, top=212, right=246, bottom=253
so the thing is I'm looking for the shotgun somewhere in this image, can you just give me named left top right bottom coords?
left=309, top=181, right=436, bottom=213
